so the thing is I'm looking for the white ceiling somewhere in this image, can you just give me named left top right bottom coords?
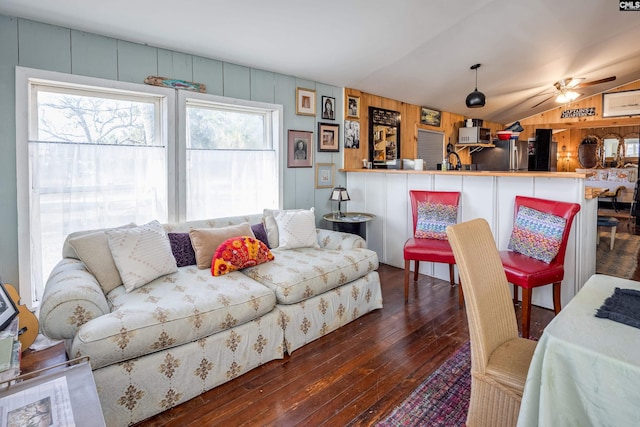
left=3, top=0, right=640, bottom=125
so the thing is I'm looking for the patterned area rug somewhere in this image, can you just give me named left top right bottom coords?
left=376, top=342, right=470, bottom=426
left=597, top=232, right=640, bottom=279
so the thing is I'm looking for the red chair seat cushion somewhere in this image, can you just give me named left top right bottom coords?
left=500, top=250, right=564, bottom=289
left=404, top=238, right=456, bottom=264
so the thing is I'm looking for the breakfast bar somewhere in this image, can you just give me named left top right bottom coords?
left=343, top=169, right=597, bottom=309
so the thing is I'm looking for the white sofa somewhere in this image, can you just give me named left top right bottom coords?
left=578, top=167, right=638, bottom=204
left=39, top=212, right=382, bottom=426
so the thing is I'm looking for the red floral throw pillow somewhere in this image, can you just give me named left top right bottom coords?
left=211, top=235, right=274, bottom=276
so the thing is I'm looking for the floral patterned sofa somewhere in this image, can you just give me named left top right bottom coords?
left=39, top=211, right=382, bottom=426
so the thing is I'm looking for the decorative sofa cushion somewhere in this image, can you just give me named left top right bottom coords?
left=251, top=223, right=270, bottom=248
left=68, top=223, right=136, bottom=294
left=168, top=232, right=196, bottom=267
left=508, top=206, right=566, bottom=263
left=262, top=208, right=304, bottom=248
left=274, top=208, right=319, bottom=249
left=107, top=220, right=178, bottom=292
left=415, top=201, right=458, bottom=240
left=211, top=236, right=274, bottom=276
left=608, top=168, right=636, bottom=182
left=189, top=223, right=255, bottom=269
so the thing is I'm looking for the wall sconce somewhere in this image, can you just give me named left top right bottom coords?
left=330, top=186, right=350, bottom=218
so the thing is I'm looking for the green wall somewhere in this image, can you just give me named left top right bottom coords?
left=0, top=14, right=344, bottom=287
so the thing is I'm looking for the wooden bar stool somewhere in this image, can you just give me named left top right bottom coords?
left=597, top=216, right=619, bottom=250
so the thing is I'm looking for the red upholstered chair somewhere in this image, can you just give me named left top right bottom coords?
left=500, top=196, right=581, bottom=338
left=404, top=190, right=463, bottom=306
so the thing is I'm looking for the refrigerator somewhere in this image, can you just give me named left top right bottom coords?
left=528, top=128, right=558, bottom=172
left=471, top=139, right=529, bottom=171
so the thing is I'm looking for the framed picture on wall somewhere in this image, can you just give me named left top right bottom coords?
left=315, top=163, right=335, bottom=189
left=296, top=87, right=316, bottom=116
left=318, top=123, right=340, bottom=152
left=321, top=96, right=336, bottom=120
left=602, top=90, right=640, bottom=117
left=346, top=95, right=360, bottom=119
left=288, top=130, right=313, bottom=167
left=420, top=107, right=442, bottom=127
left=344, top=120, right=360, bottom=149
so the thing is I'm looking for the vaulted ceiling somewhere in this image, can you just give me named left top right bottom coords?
left=2, top=0, right=640, bottom=125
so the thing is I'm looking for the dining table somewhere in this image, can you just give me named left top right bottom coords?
left=517, top=273, right=640, bottom=427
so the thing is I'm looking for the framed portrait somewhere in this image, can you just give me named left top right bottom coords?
left=420, top=107, right=442, bottom=127
left=296, top=87, right=316, bottom=116
left=288, top=130, right=313, bottom=167
left=0, top=281, right=19, bottom=331
left=344, top=120, right=360, bottom=149
left=318, top=122, right=340, bottom=152
left=315, top=163, right=335, bottom=189
left=346, top=95, right=360, bottom=119
left=602, top=90, right=640, bottom=117
left=321, top=96, right=336, bottom=120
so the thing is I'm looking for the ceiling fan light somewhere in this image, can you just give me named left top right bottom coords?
left=555, top=90, right=580, bottom=103
left=466, top=90, right=486, bottom=108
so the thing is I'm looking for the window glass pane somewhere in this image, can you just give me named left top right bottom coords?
left=29, top=86, right=167, bottom=298
left=185, top=102, right=277, bottom=220
left=36, top=91, right=159, bottom=146
left=187, top=104, right=266, bottom=150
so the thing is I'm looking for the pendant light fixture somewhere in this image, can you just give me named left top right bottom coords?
left=465, top=63, right=486, bottom=108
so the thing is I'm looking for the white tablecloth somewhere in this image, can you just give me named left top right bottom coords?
left=517, top=274, right=640, bottom=427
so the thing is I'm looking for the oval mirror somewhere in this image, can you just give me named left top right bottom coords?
left=601, top=133, right=624, bottom=167
left=578, top=135, right=600, bottom=168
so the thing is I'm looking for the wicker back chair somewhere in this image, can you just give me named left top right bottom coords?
left=446, top=218, right=537, bottom=427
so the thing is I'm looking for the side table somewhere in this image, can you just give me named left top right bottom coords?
left=322, top=212, right=376, bottom=239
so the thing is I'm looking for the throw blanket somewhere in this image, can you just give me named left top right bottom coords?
left=595, top=287, right=640, bottom=329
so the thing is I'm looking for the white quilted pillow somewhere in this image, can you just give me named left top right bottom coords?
left=274, top=208, right=319, bottom=250
left=106, top=220, right=178, bottom=292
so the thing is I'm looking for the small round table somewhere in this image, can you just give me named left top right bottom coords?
left=322, top=212, right=376, bottom=239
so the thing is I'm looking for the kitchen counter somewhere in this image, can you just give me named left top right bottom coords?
left=344, top=169, right=596, bottom=310
left=342, top=168, right=589, bottom=179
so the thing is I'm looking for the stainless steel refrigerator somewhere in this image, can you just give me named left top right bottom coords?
left=471, top=139, right=529, bottom=171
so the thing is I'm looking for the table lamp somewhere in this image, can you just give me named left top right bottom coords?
left=330, top=186, right=350, bottom=218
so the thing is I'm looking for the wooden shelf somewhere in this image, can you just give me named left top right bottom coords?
left=455, top=143, right=495, bottom=154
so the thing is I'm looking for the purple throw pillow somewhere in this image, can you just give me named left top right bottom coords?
left=168, top=232, right=196, bottom=267
left=251, top=223, right=270, bottom=248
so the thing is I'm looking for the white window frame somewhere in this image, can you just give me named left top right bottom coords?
left=16, top=67, right=284, bottom=310
left=15, top=67, right=175, bottom=309
left=176, top=90, right=283, bottom=221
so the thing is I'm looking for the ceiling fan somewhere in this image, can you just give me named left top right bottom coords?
left=531, top=76, right=616, bottom=108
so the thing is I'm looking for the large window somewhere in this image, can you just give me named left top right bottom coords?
left=17, top=68, right=282, bottom=308
left=180, top=92, right=281, bottom=220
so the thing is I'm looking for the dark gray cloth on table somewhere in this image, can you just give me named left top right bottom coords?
left=595, top=287, right=640, bottom=329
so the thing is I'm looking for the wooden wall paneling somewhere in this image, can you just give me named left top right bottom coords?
left=117, top=40, right=159, bottom=84
left=193, top=56, right=224, bottom=96
left=222, top=63, right=251, bottom=99
left=17, top=19, right=71, bottom=73
left=157, top=50, right=193, bottom=83
left=70, top=31, right=118, bottom=80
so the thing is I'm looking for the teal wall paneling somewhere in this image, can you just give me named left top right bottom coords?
left=116, top=40, right=158, bottom=84
left=0, top=13, right=344, bottom=288
left=157, top=49, right=193, bottom=82
left=17, top=19, right=71, bottom=73
left=222, top=62, right=251, bottom=99
left=193, top=56, right=223, bottom=96
left=250, top=69, right=276, bottom=103
left=70, top=31, right=118, bottom=80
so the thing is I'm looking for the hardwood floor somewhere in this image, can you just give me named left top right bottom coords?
left=23, top=264, right=556, bottom=426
